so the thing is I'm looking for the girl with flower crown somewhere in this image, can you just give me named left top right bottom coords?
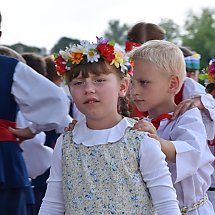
left=39, top=37, right=181, bottom=215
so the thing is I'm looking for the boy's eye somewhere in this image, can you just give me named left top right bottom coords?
left=140, top=80, right=150, bottom=85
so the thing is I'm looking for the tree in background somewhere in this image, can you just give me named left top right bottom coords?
left=181, top=8, right=215, bottom=69
left=6, top=43, right=46, bottom=55
left=104, top=20, right=129, bottom=46
left=159, top=18, right=181, bottom=45
left=51, top=37, right=80, bottom=54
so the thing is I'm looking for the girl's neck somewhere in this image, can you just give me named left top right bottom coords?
left=86, top=114, right=123, bottom=130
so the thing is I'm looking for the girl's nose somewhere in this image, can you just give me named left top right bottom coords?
left=85, top=82, right=96, bottom=94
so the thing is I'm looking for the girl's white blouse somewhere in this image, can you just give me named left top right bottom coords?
left=39, top=117, right=181, bottom=215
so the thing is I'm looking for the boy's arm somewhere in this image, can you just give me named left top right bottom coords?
left=173, top=94, right=215, bottom=139
left=133, top=119, right=176, bottom=162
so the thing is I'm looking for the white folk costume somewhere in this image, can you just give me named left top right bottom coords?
left=39, top=117, right=181, bottom=215
left=146, top=108, right=215, bottom=215
left=182, top=78, right=215, bottom=211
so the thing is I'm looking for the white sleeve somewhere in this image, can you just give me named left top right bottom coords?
left=12, top=62, right=73, bottom=134
left=169, top=108, right=214, bottom=182
left=39, top=135, right=65, bottom=215
left=183, top=78, right=215, bottom=139
left=139, top=134, right=180, bottom=215
left=200, top=94, right=215, bottom=139
left=183, top=77, right=205, bottom=99
left=16, top=111, right=53, bottom=179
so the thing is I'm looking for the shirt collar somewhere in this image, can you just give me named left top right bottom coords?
left=72, top=117, right=134, bottom=146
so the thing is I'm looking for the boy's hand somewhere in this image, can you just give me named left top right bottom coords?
left=133, top=119, right=161, bottom=142
left=8, top=127, right=35, bottom=142
left=133, top=119, right=157, bottom=135
left=172, top=97, right=203, bottom=119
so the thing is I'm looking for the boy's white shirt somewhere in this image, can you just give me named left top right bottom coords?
left=11, top=61, right=73, bottom=134
left=183, top=77, right=215, bottom=140
left=39, top=117, right=181, bottom=215
left=146, top=108, right=215, bottom=214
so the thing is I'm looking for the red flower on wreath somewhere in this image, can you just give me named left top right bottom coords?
left=54, top=55, right=66, bottom=75
left=97, top=43, right=115, bottom=62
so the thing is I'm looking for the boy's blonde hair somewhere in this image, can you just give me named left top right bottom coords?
left=133, top=40, right=186, bottom=91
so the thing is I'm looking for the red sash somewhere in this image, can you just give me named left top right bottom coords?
left=0, top=119, right=17, bottom=142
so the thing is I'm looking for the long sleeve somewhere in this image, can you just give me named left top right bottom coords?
left=11, top=62, right=72, bottom=134
left=183, top=77, right=215, bottom=139
left=167, top=108, right=214, bottom=183
left=200, top=93, right=215, bottom=139
left=39, top=135, right=65, bottom=215
left=139, top=135, right=180, bottom=215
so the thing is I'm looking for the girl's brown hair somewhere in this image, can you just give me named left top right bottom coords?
left=127, top=22, right=166, bottom=44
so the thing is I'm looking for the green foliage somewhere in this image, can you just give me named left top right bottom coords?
left=159, top=18, right=181, bottom=44
left=104, top=20, right=130, bottom=46
left=181, top=8, right=215, bottom=69
left=51, top=37, right=80, bottom=54
left=6, top=43, right=45, bottom=55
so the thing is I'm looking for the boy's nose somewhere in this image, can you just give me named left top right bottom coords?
left=130, top=82, right=139, bottom=95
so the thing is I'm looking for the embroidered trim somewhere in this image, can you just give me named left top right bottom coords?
left=180, top=194, right=208, bottom=214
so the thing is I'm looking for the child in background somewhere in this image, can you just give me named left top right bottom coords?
left=0, top=45, right=26, bottom=63
left=22, top=52, right=47, bottom=76
left=131, top=40, right=215, bottom=214
left=179, top=46, right=201, bottom=82
left=39, top=37, right=181, bottom=215
left=125, top=21, right=166, bottom=52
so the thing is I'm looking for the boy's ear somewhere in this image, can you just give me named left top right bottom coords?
left=168, top=75, right=180, bottom=94
left=119, top=77, right=129, bottom=97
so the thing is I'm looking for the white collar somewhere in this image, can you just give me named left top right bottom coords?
left=72, top=117, right=133, bottom=146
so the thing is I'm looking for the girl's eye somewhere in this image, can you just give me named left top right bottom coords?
left=73, top=81, right=84, bottom=86
left=95, top=79, right=105, bottom=83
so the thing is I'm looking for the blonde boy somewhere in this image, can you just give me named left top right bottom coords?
left=131, top=40, right=215, bottom=214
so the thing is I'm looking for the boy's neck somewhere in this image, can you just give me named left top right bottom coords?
left=148, top=103, right=177, bottom=119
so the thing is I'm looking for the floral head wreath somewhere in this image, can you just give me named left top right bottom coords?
left=53, top=37, right=133, bottom=77
left=199, top=57, right=215, bottom=84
